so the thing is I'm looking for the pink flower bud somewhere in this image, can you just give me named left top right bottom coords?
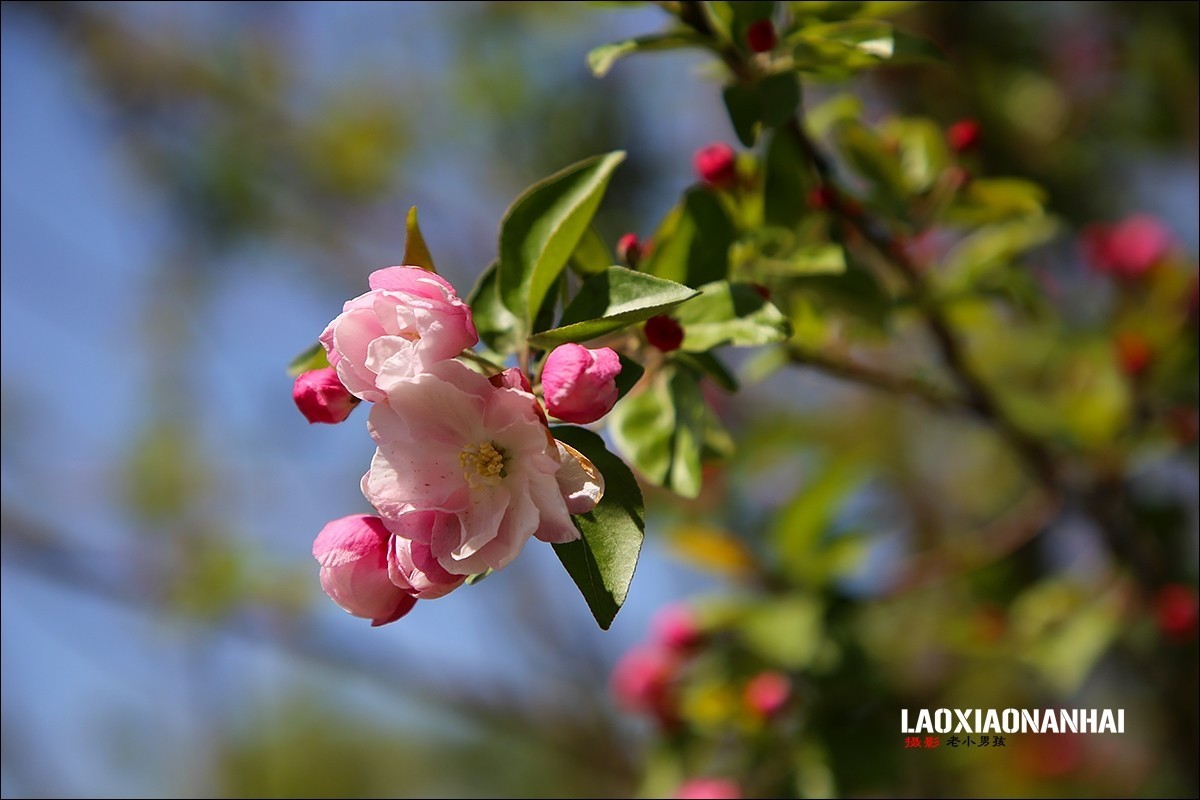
left=694, top=143, right=737, bottom=188
left=652, top=603, right=703, bottom=651
left=744, top=671, right=791, bottom=718
left=1156, top=584, right=1198, bottom=641
left=611, top=644, right=679, bottom=723
left=617, top=233, right=642, bottom=267
left=745, top=19, right=777, bottom=53
left=645, top=315, right=684, bottom=353
left=947, top=118, right=982, bottom=152
left=293, top=367, right=359, bottom=424
left=541, top=344, right=622, bottom=424
left=1082, top=215, right=1172, bottom=280
left=313, top=515, right=417, bottom=626
left=675, top=778, right=743, bottom=800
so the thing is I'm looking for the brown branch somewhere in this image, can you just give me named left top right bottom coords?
left=786, top=346, right=968, bottom=414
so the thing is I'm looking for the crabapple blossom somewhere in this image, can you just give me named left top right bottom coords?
left=320, top=266, right=477, bottom=402
left=362, top=359, right=583, bottom=576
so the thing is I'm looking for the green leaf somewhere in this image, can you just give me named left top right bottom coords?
left=723, top=84, right=763, bottom=148
left=792, top=265, right=893, bottom=328
left=527, top=267, right=700, bottom=348
left=569, top=226, right=613, bottom=276
left=675, top=281, right=791, bottom=351
left=945, top=178, right=1048, bottom=225
left=467, top=262, right=521, bottom=357
left=403, top=205, right=436, bottom=272
left=287, top=342, right=330, bottom=377
left=498, top=151, right=626, bottom=331
left=550, top=426, right=645, bottom=630
left=940, top=217, right=1059, bottom=289
left=586, top=31, right=705, bottom=78
left=764, top=125, right=814, bottom=227
left=741, top=596, right=825, bottom=669
left=668, top=367, right=706, bottom=497
left=882, top=117, right=951, bottom=194
left=770, top=457, right=862, bottom=584
left=610, top=370, right=673, bottom=485
left=674, top=349, right=740, bottom=392
left=791, top=19, right=944, bottom=76
left=643, top=188, right=736, bottom=287
left=722, top=73, right=801, bottom=147
left=756, top=243, right=848, bottom=277
left=614, top=353, right=645, bottom=402
left=833, top=119, right=907, bottom=206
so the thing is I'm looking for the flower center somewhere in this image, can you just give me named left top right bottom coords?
left=459, top=441, right=507, bottom=487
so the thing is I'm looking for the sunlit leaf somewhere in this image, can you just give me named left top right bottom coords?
left=675, top=281, right=791, bottom=351
left=587, top=31, right=706, bottom=78
left=644, top=188, right=737, bottom=288
left=498, top=151, right=626, bottom=331
left=287, top=342, right=330, bottom=377
left=403, top=205, right=436, bottom=272
left=527, top=267, right=699, bottom=348
left=551, top=426, right=645, bottom=630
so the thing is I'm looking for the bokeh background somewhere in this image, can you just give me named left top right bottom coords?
left=1, top=2, right=1197, bottom=798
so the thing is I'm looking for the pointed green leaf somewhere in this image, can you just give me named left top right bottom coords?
left=570, top=226, right=613, bottom=276
left=587, top=31, right=706, bottom=78
left=287, top=342, right=330, bottom=377
left=498, top=151, right=626, bottom=331
left=674, top=349, right=740, bottom=392
left=675, top=281, right=791, bottom=351
left=467, top=262, right=521, bottom=357
left=403, top=205, right=436, bottom=272
left=527, top=267, right=700, bottom=348
left=551, top=426, right=645, bottom=630
left=614, top=353, right=645, bottom=402
left=764, top=124, right=814, bottom=227
left=668, top=367, right=706, bottom=498
left=643, top=188, right=736, bottom=288
left=609, top=370, right=674, bottom=485
left=724, top=83, right=763, bottom=147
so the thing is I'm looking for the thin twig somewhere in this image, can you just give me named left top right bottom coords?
left=786, top=346, right=968, bottom=414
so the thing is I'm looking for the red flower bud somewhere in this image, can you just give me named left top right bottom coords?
left=1155, top=584, right=1198, bottom=641
left=645, top=315, right=684, bottom=353
left=947, top=118, right=982, bottom=152
left=293, top=367, right=359, bottom=424
left=617, top=233, right=642, bottom=267
left=1082, top=215, right=1173, bottom=280
left=745, top=19, right=777, bottom=53
left=694, top=142, right=737, bottom=188
left=1114, top=331, right=1152, bottom=377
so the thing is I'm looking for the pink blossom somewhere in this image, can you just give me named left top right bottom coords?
left=541, top=344, right=622, bottom=424
left=292, top=367, right=359, bottom=424
left=652, top=603, right=704, bottom=651
left=675, top=778, right=743, bottom=800
left=362, top=360, right=580, bottom=576
left=319, top=266, right=477, bottom=403
left=387, top=513, right=469, bottom=599
left=744, top=670, right=791, bottom=718
left=313, top=515, right=417, bottom=626
left=1082, top=215, right=1173, bottom=280
left=617, top=233, right=642, bottom=266
left=611, top=644, right=678, bottom=717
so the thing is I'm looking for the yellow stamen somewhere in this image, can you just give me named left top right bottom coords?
left=459, top=441, right=506, bottom=487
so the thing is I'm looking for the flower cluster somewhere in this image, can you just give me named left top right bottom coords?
left=296, top=266, right=621, bottom=625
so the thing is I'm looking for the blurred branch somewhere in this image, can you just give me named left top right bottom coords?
left=786, top=345, right=969, bottom=414
left=0, top=505, right=638, bottom=788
